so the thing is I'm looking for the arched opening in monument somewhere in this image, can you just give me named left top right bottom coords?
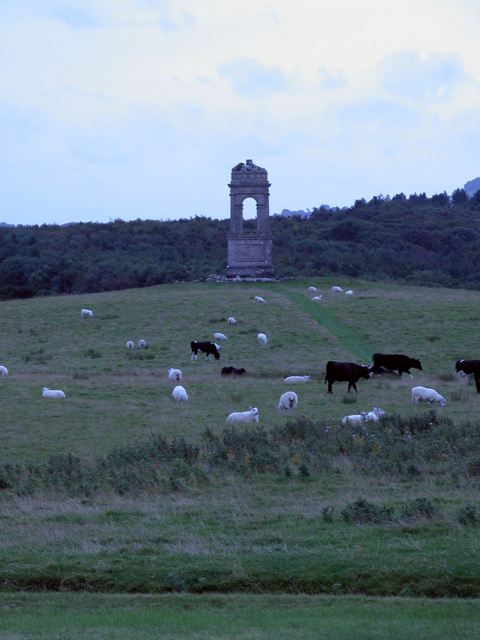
left=242, top=197, right=257, bottom=232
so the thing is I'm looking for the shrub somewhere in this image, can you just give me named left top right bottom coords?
left=457, top=505, right=478, bottom=526
left=400, top=498, right=437, bottom=520
left=341, top=498, right=394, bottom=524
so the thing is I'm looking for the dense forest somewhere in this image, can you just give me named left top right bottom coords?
left=1, top=187, right=480, bottom=300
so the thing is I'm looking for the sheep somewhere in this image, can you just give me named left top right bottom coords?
left=226, top=407, right=259, bottom=423
left=227, top=317, right=237, bottom=325
left=138, top=339, right=146, bottom=349
left=172, top=385, right=188, bottom=403
left=312, top=295, right=322, bottom=301
left=168, top=368, right=182, bottom=382
left=284, top=375, right=310, bottom=383
left=277, top=391, right=298, bottom=413
left=412, top=386, right=446, bottom=406
left=213, top=333, right=228, bottom=341
left=254, top=296, right=266, bottom=304
left=341, top=407, right=385, bottom=425
left=0, top=366, right=8, bottom=376
left=126, top=341, right=134, bottom=349
left=331, top=286, right=343, bottom=293
left=42, top=387, right=66, bottom=399
left=345, top=290, right=354, bottom=295
left=80, top=309, right=93, bottom=318
left=257, top=333, right=268, bottom=344
left=214, top=343, right=222, bottom=352
left=308, top=286, right=317, bottom=293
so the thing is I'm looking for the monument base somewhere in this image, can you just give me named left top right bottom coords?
left=227, top=234, right=274, bottom=279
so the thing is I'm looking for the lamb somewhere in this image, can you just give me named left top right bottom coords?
left=254, top=296, right=266, bottom=304
left=213, top=333, right=228, bottom=341
left=331, top=286, right=343, bottom=293
left=42, top=387, right=66, bottom=398
left=126, top=341, right=134, bottom=349
left=227, top=317, right=237, bottom=325
left=80, top=309, right=93, bottom=318
left=312, top=295, right=322, bottom=301
left=308, top=287, right=317, bottom=293
left=138, top=339, right=146, bottom=349
left=168, top=368, right=182, bottom=382
left=341, top=407, right=385, bottom=425
left=172, top=385, right=188, bottom=403
left=226, top=407, right=259, bottom=423
left=257, top=333, right=268, bottom=344
left=284, top=375, right=310, bottom=383
left=0, top=366, right=8, bottom=376
left=412, top=386, right=446, bottom=406
left=277, top=391, right=298, bottom=413
left=345, top=290, right=354, bottom=295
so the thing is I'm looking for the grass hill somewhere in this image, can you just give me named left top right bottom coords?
left=1, top=277, right=480, bottom=609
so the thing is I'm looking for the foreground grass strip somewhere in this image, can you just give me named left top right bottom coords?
left=0, top=593, right=479, bottom=640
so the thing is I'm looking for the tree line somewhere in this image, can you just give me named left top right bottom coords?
left=1, top=187, right=479, bottom=300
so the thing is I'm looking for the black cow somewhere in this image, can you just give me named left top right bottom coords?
left=190, top=341, right=220, bottom=361
left=474, top=362, right=480, bottom=393
left=456, top=359, right=480, bottom=376
left=221, top=366, right=246, bottom=376
left=370, top=353, right=422, bottom=377
left=324, top=361, right=370, bottom=394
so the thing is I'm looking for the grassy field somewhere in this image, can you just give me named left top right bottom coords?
left=2, top=278, right=480, bottom=632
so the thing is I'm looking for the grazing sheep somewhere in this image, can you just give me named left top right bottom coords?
left=126, top=341, right=134, bottom=349
left=257, top=333, right=268, bottom=344
left=0, top=366, right=8, bottom=376
left=277, top=391, right=298, bottom=413
left=312, top=295, right=322, bottom=301
left=308, top=286, right=317, bottom=293
left=345, top=290, right=354, bottom=295
left=80, top=309, right=93, bottom=318
left=213, top=333, right=228, bottom=341
left=172, top=385, right=188, bottom=403
left=412, top=386, right=446, bottom=406
left=226, top=407, right=259, bottom=423
left=331, top=286, right=343, bottom=293
left=284, top=375, right=310, bottom=383
left=254, top=296, right=266, bottom=304
left=221, top=366, right=246, bottom=376
left=168, top=368, right=182, bottom=382
left=138, top=339, right=146, bottom=349
left=341, top=407, right=385, bottom=425
left=228, top=317, right=237, bottom=325
left=42, top=387, right=65, bottom=399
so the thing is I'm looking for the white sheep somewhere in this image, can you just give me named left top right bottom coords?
left=257, top=333, right=268, bottom=344
left=277, top=391, right=298, bottom=413
left=412, top=386, right=446, bottom=406
left=138, top=339, right=146, bottom=349
left=80, top=309, right=93, bottom=318
left=312, top=295, right=322, bottom=301
left=168, top=368, right=182, bottom=382
left=214, top=342, right=222, bottom=352
left=226, top=407, right=259, bottom=423
left=213, top=333, right=228, bottom=341
left=254, top=296, right=266, bottom=304
left=342, top=407, right=386, bottom=425
left=331, top=286, right=343, bottom=293
left=345, top=290, right=354, bottom=295
left=308, top=286, right=317, bottom=293
left=172, top=385, right=188, bottom=403
left=228, top=317, right=237, bottom=325
left=126, top=341, right=134, bottom=349
left=42, top=387, right=66, bottom=399
left=284, top=375, right=310, bottom=383
left=0, top=366, right=8, bottom=376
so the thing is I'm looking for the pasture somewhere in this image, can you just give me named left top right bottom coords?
left=1, top=278, right=480, bottom=634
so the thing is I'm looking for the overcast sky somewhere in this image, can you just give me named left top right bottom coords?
left=1, top=0, right=479, bottom=225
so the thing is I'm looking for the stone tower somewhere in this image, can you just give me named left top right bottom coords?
left=227, top=159, right=274, bottom=278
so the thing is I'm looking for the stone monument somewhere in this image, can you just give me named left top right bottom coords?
left=227, top=159, right=274, bottom=278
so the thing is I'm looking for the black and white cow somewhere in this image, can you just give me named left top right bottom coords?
left=190, top=341, right=220, bottom=361
left=324, top=361, right=370, bottom=394
left=474, top=362, right=480, bottom=393
left=455, top=359, right=480, bottom=377
left=221, top=366, right=246, bottom=376
left=370, top=353, right=422, bottom=378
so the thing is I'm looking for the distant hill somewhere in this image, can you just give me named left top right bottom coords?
left=464, top=177, right=480, bottom=198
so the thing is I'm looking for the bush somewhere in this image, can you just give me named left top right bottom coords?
left=457, top=505, right=478, bottom=526
left=341, top=498, right=394, bottom=524
left=400, top=498, right=437, bottom=520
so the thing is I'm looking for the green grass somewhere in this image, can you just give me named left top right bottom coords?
left=0, top=593, right=479, bottom=639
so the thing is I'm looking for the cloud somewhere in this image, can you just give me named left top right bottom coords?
left=218, top=57, right=292, bottom=97
left=377, top=50, right=466, bottom=101
left=318, top=67, right=348, bottom=90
